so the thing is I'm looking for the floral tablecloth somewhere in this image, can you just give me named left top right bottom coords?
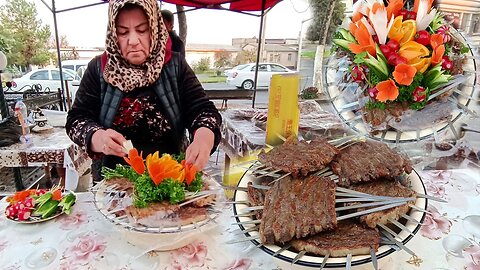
left=0, top=167, right=479, bottom=270
left=0, top=128, right=90, bottom=190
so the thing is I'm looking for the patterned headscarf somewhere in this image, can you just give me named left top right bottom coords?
left=103, top=0, right=169, bottom=92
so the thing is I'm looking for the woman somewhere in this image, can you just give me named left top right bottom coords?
left=66, top=0, right=221, bottom=174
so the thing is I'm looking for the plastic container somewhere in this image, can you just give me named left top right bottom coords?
left=14, top=98, right=32, bottom=144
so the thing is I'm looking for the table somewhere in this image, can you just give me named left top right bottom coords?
left=220, top=100, right=346, bottom=158
left=0, top=128, right=90, bottom=191
left=0, top=167, right=478, bottom=269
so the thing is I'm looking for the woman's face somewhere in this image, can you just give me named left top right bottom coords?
left=116, top=7, right=151, bottom=65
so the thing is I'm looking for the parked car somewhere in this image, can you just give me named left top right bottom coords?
left=226, top=63, right=296, bottom=89
left=223, top=64, right=250, bottom=77
left=61, top=59, right=90, bottom=73
left=11, top=68, right=81, bottom=100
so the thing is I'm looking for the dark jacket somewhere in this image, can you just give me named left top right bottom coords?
left=66, top=53, right=221, bottom=168
left=169, top=31, right=185, bottom=56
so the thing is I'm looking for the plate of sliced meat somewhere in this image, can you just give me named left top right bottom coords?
left=231, top=138, right=434, bottom=269
left=93, top=174, right=224, bottom=251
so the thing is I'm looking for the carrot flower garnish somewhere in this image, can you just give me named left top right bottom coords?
left=431, top=44, right=445, bottom=65
left=182, top=160, right=198, bottom=186
left=393, top=64, right=417, bottom=85
left=386, top=0, right=404, bottom=19
left=430, top=33, right=444, bottom=50
left=146, top=152, right=185, bottom=185
left=376, top=79, right=399, bottom=102
left=124, top=148, right=145, bottom=175
left=348, top=21, right=377, bottom=57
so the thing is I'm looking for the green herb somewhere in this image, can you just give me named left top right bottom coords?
left=397, top=73, right=424, bottom=103
left=444, top=43, right=452, bottom=56
left=187, top=173, right=204, bottom=192
left=460, top=44, right=470, bottom=54
left=365, top=100, right=386, bottom=110
left=102, top=164, right=137, bottom=181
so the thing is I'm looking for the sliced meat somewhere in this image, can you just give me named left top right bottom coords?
left=258, top=137, right=340, bottom=177
left=104, top=177, right=134, bottom=194
left=350, top=180, right=416, bottom=228
left=259, top=175, right=337, bottom=244
left=331, top=140, right=413, bottom=186
left=125, top=202, right=208, bottom=227
left=291, top=222, right=380, bottom=257
left=247, top=182, right=267, bottom=219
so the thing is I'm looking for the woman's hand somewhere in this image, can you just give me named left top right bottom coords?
left=185, top=127, right=215, bottom=171
left=91, top=129, right=127, bottom=157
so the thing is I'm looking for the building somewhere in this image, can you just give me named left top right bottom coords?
left=184, top=44, right=241, bottom=68
left=437, top=0, right=480, bottom=49
left=233, top=38, right=298, bottom=69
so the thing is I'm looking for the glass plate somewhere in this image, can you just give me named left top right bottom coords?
left=5, top=210, right=65, bottom=224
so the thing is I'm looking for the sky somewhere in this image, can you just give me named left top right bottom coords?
left=27, top=0, right=313, bottom=48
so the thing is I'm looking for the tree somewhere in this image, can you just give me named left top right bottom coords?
left=234, top=49, right=257, bottom=65
left=48, top=35, right=70, bottom=49
left=0, top=0, right=53, bottom=68
left=176, top=5, right=187, bottom=43
left=306, top=0, right=345, bottom=44
left=191, top=57, right=211, bottom=72
left=213, top=50, right=232, bottom=69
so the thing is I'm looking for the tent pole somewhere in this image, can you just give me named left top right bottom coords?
left=251, top=0, right=267, bottom=109
left=52, top=0, right=66, bottom=111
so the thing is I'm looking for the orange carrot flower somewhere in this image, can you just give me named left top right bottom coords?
left=430, top=33, right=444, bottom=50
left=146, top=152, right=185, bottom=185
left=413, top=0, right=433, bottom=14
left=386, top=0, right=404, bottom=19
left=348, top=21, right=376, bottom=57
left=124, top=148, right=145, bottom=175
left=393, top=64, right=417, bottom=85
left=431, top=44, right=445, bottom=65
left=181, top=160, right=198, bottom=186
left=376, top=79, right=399, bottom=102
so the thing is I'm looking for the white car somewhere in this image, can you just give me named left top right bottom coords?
left=226, top=63, right=296, bottom=89
left=223, top=64, right=250, bottom=77
left=11, top=68, right=81, bottom=99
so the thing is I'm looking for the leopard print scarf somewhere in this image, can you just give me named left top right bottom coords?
left=103, top=0, right=169, bottom=92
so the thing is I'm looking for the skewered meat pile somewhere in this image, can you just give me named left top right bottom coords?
left=350, top=180, right=416, bottom=228
left=259, top=175, right=337, bottom=244
left=291, top=222, right=380, bottom=257
left=258, top=137, right=340, bottom=177
left=331, top=140, right=412, bottom=187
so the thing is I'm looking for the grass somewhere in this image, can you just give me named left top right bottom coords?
left=199, top=76, right=227, bottom=83
left=302, top=51, right=316, bottom=59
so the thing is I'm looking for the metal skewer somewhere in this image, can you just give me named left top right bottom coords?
left=225, top=235, right=260, bottom=245
left=370, top=249, right=378, bottom=270
left=319, top=253, right=329, bottom=270
left=292, top=250, right=306, bottom=265
left=346, top=253, right=352, bottom=270
left=401, top=214, right=421, bottom=225
left=273, top=244, right=291, bottom=257
left=416, top=193, right=447, bottom=203
left=335, top=198, right=414, bottom=211
left=233, top=220, right=261, bottom=226
left=381, top=230, right=416, bottom=256
left=337, top=201, right=407, bottom=221
left=233, top=225, right=260, bottom=236
left=387, top=218, right=414, bottom=236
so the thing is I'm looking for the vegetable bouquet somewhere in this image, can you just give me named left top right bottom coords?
left=102, top=148, right=203, bottom=208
